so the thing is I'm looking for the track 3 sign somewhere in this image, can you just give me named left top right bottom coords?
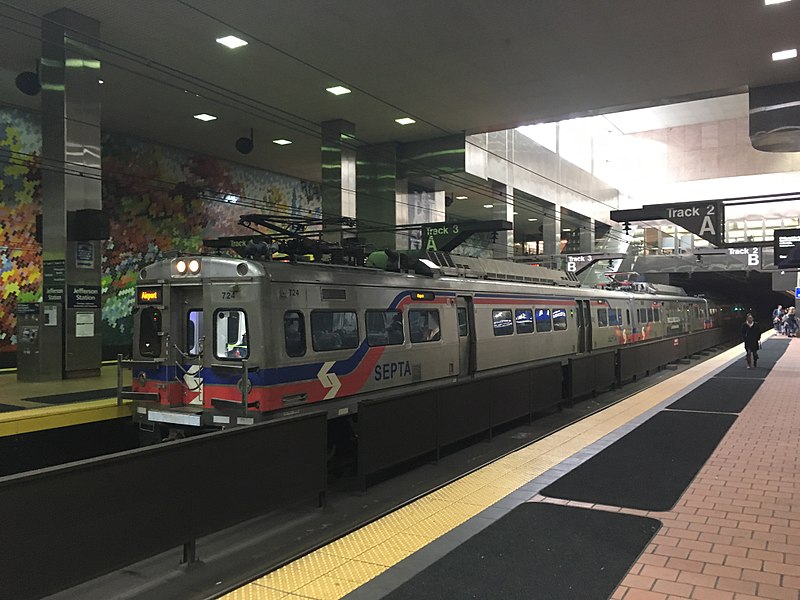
left=611, top=201, right=724, bottom=247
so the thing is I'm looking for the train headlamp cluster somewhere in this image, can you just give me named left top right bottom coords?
left=175, top=258, right=201, bottom=276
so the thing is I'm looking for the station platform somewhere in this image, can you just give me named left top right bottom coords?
left=220, top=333, right=800, bottom=600
left=0, top=364, right=132, bottom=436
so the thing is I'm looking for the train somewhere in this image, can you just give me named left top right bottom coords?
left=127, top=237, right=739, bottom=439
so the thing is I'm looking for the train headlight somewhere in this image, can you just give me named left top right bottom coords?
left=188, top=259, right=201, bottom=274
left=176, top=260, right=187, bottom=274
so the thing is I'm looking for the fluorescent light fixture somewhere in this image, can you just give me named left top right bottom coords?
left=483, top=204, right=494, bottom=209
left=216, top=35, right=248, bottom=49
left=765, top=0, right=791, bottom=5
left=272, top=139, right=292, bottom=145
left=326, top=85, right=351, bottom=95
left=528, top=218, right=537, bottom=221
left=193, top=113, right=217, bottom=121
left=772, top=48, right=797, bottom=61
left=455, top=195, right=468, bottom=200
left=98, top=79, right=104, bottom=84
left=513, top=212, right=519, bottom=215
left=395, top=117, right=416, bottom=125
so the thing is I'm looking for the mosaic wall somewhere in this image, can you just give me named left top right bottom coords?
left=0, top=106, right=321, bottom=360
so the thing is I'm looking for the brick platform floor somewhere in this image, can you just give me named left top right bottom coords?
left=542, top=339, right=800, bottom=600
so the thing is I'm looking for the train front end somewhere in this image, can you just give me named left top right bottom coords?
left=130, top=256, right=265, bottom=437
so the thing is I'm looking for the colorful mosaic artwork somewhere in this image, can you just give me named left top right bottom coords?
left=0, top=106, right=321, bottom=360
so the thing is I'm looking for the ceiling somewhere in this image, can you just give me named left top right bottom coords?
left=1, top=1, right=799, bottom=192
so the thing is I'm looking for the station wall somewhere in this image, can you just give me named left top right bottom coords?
left=0, top=106, right=321, bottom=364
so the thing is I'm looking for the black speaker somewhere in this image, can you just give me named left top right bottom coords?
left=15, top=71, right=41, bottom=96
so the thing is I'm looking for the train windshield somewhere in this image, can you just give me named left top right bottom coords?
left=215, top=309, right=249, bottom=359
left=139, top=307, right=162, bottom=357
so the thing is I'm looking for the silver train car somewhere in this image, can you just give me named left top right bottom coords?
left=128, top=252, right=730, bottom=434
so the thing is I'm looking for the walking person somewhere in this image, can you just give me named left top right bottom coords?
left=772, top=304, right=783, bottom=334
left=741, top=313, right=760, bottom=368
left=784, top=307, right=798, bottom=338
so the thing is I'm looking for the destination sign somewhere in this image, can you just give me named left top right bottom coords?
left=137, top=286, right=163, bottom=305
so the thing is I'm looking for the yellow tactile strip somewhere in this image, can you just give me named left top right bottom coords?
left=221, top=341, right=747, bottom=600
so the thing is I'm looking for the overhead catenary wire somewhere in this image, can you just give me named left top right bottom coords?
left=0, top=3, right=637, bottom=252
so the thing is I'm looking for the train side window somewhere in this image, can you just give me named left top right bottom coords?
left=626, top=309, right=631, bottom=326
left=597, top=308, right=608, bottom=327
left=492, top=309, right=514, bottom=336
left=608, top=309, right=619, bottom=327
left=457, top=308, right=469, bottom=337
left=366, top=310, right=404, bottom=346
left=535, top=308, right=552, bottom=332
left=409, top=309, right=441, bottom=343
left=638, top=308, right=647, bottom=322
left=187, top=309, right=203, bottom=356
left=283, top=311, right=306, bottom=357
left=139, top=307, right=162, bottom=357
left=653, top=307, right=661, bottom=322
left=515, top=309, right=534, bottom=334
left=553, top=308, right=568, bottom=331
left=215, top=309, right=249, bottom=359
left=647, top=308, right=654, bottom=322
left=311, top=310, right=359, bottom=351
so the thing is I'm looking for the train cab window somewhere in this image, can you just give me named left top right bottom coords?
left=653, top=307, right=661, bottom=322
left=284, top=311, right=306, bottom=357
left=366, top=310, right=404, bottom=346
left=597, top=308, right=608, bottom=327
left=492, top=309, right=514, bottom=336
left=535, top=308, right=552, bottom=332
left=139, top=307, right=162, bottom=357
left=311, top=310, right=359, bottom=351
left=457, top=308, right=469, bottom=337
left=187, top=310, right=203, bottom=356
left=409, top=309, right=441, bottom=343
left=647, top=308, right=654, bottom=322
left=515, top=309, right=534, bottom=334
left=553, top=308, right=568, bottom=331
left=215, top=309, right=249, bottom=359
left=608, top=309, right=619, bottom=327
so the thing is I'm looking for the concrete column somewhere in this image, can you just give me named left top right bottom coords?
left=321, top=119, right=356, bottom=243
left=543, top=205, right=562, bottom=255
left=356, top=143, right=397, bottom=251
left=41, top=8, right=103, bottom=378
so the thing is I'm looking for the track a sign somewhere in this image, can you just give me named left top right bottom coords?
left=610, top=201, right=724, bottom=247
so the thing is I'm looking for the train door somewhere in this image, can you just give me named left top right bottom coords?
left=176, top=286, right=205, bottom=406
left=456, top=296, right=476, bottom=376
left=575, top=299, right=592, bottom=353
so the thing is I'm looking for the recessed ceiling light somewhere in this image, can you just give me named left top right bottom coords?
left=765, top=0, right=791, bottom=5
left=98, top=79, right=104, bottom=84
left=483, top=204, right=494, bottom=209
left=395, top=117, right=416, bottom=125
left=216, top=35, right=248, bottom=49
left=326, top=85, right=351, bottom=95
left=272, top=139, right=292, bottom=145
left=528, top=218, right=537, bottom=222
left=772, top=48, right=798, bottom=61
left=193, top=113, right=217, bottom=121
left=455, top=195, right=468, bottom=200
